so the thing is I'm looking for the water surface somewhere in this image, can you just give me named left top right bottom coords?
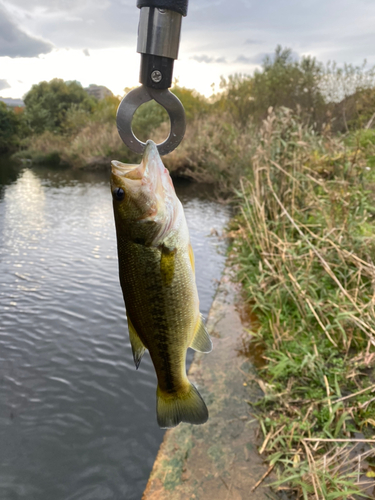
left=0, top=161, right=229, bottom=500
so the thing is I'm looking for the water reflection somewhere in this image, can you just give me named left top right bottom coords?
left=4, top=169, right=46, bottom=244
left=0, top=164, right=230, bottom=500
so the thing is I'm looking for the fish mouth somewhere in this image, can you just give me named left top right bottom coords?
left=142, top=140, right=160, bottom=168
left=111, top=141, right=160, bottom=181
left=111, top=161, right=144, bottom=181
left=111, top=140, right=165, bottom=191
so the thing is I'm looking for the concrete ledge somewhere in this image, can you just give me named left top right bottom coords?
left=142, top=267, right=276, bottom=500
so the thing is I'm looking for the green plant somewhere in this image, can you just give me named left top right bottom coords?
left=23, top=78, right=96, bottom=134
left=0, top=102, right=27, bottom=153
left=233, top=108, right=375, bottom=498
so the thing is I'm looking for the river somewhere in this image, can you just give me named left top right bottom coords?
left=0, top=160, right=230, bottom=500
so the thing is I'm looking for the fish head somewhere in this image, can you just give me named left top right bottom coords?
left=111, top=140, right=178, bottom=243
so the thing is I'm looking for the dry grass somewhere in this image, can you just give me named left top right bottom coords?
left=14, top=121, right=138, bottom=168
left=14, top=111, right=257, bottom=189
left=233, top=108, right=375, bottom=498
left=163, top=114, right=256, bottom=187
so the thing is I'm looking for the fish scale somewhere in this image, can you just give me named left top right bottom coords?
left=118, top=239, right=195, bottom=393
left=111, top=140, right=212, bottom=428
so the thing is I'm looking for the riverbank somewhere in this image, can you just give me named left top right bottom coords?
left=10, top=113, right=255, bottom=194
left=231, top=109, right=375, bottom=498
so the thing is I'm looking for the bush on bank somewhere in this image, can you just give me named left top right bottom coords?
left=0, top=102, right=28, bottom=154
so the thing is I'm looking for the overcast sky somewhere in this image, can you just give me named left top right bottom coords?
left=1, top=0, right=375, bottom=99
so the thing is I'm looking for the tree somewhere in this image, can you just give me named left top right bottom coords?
left=23, top=79, right=95, bottom=134
left=131, top=99, right=169, bottom=142
left=320, top=61, right=375, bottom=131
left=0, top=102, right=23, bottom=153
left=252, top=46, right=325, bottom=124
left=172, top=85, right=209, bottom=122
left=218, top=47, right=326, bottom=128
left=219, top=74, right=254, bottom=127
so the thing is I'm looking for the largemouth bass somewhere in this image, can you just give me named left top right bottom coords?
left=110, top=140, right=212, bottom=428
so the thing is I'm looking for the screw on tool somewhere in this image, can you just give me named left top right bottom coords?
left=116, top=1, right=189, bottom=155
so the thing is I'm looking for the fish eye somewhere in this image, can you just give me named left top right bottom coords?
left=113, top=188, right=125, bottom=201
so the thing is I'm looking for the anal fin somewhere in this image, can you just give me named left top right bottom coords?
left=127, top=315, right=146, bottom=369
left=190, top=315, right=212, bottom=353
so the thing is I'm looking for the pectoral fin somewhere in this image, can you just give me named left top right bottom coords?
left=127, top=315, right=146, bottom=369
left=188, top=243, right=195, bottom=274
left=190, top=315, right=212, bottom=353
left=160, top=246, right=177, bottom=286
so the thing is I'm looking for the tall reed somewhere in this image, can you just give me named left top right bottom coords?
left=233, top=108, right=375, bottom=498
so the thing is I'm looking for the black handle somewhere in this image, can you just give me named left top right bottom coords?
left=140, top=54, right=174, bottom=89
left=137, top=0, right=188, bottom=16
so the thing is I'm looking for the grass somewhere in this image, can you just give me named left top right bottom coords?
left=162, top=114, right=256, bottom=188
left=231, top=108, right=375, bottom=499
left=12, top=122, right=139, bottom=168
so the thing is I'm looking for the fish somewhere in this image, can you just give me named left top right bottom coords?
left=110, top=140, right=212, bottom=428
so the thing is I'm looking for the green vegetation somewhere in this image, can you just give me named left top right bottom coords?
left=9, top=81, right=211, bottom=167
left=218, top=47, right=326, bottom=127
left=5, top=46, right=375, bottom=175
left=168, top=51, right=375, bottom=496
left=0, top=101, right=26, bottom=153
left=23, top=79, right=96, bottom=134
left=231, top=108, right=375, bottom=498
left=12, top=89, right=134, bottom=168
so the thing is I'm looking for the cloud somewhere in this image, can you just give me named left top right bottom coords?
left=3, top=0, right=375, bottom=67
left=2, top=0, right=375, bottom=101
left=0, top=0, right=138, bottom=51
left=235, top=53, right=268, bottom=65
left=190, top=55, right=227, bottom=64
left=0, top=79, right=11, bottom=91
left=244, top=39, right=261, bottom=45
left=0, top=5, right=53, bottom=57
left=185, top=0, right=375, bottom=73
left=235, top=49, right=300, bottom=66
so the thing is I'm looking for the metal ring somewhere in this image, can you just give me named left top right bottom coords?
left=116, top=85, right=186, bottom=156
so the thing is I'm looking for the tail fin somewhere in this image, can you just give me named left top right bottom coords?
left=156, top=382, right=208, bottom=428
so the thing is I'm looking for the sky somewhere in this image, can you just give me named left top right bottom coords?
left=1, top=0, right=375, bottom=100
